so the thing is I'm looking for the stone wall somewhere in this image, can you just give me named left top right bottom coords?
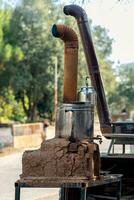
left=0, top=124, right=13, bottom=148
left=13, top=123, right=44, bottom=148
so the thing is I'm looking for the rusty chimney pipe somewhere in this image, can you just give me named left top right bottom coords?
left=63, top=5, right=112, bottom=133
left=52, top=24, right=78, bottom=103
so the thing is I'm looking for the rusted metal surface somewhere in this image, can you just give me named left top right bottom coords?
left=17, top=174, right=122, bottom=188
left=63, top=5, right=112, bottom=134
left=52, top=24, right=78, bottom=103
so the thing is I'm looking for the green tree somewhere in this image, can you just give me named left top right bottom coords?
left=0, top=6, right=25, bottom=122
left=109, top=63, right=134, bottom=114
left=0, top=7, right=14, bottom=69
left=91, top=25, right=117, bottom=97
left=0, top=89, right=25, bottom=122
left=6, top=0, right=64, bottom=122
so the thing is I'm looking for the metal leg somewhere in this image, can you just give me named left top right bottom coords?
left=80, top=187, right=87, bottom=200
left=122, top=144, right=125, bottom=154
left=61, top=187, right=65, bottom=200
left=117, top=179, right=122, bottom=200
left=108, top=139, right=115, bottom=154
left=112, top=144, right=115, bottom=154
left=60, top=186, right=87, bottom=200
left=15, top=183, right=20, bottom=200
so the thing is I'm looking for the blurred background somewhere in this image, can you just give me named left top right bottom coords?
left=0, top=0, right=133, bottom=199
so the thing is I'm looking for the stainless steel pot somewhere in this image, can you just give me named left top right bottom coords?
left=55, top=102, right=94, bottom=140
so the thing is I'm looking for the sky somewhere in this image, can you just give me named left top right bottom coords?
left=63, top=0, right=134, bottom=64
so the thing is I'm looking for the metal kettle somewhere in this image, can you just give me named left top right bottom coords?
left=78, top=77, right=96, bottom=105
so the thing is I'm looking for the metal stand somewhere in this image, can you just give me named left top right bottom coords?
left=104, top=133, right=134, bottom=155
left=15, top=182, right=87, bottom=200
left=87, top=177, right=122, bottom=200
left=14, top=175, right=122, bottom=200
left=15, top=182, right=20, bottom=200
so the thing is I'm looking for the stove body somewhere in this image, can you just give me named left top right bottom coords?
left=21, top=24, right=100, bottom=185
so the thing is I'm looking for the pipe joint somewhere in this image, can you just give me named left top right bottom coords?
left=64, top=5, right=88, bottom=23
left=52, top=24, right=78, bottom=48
